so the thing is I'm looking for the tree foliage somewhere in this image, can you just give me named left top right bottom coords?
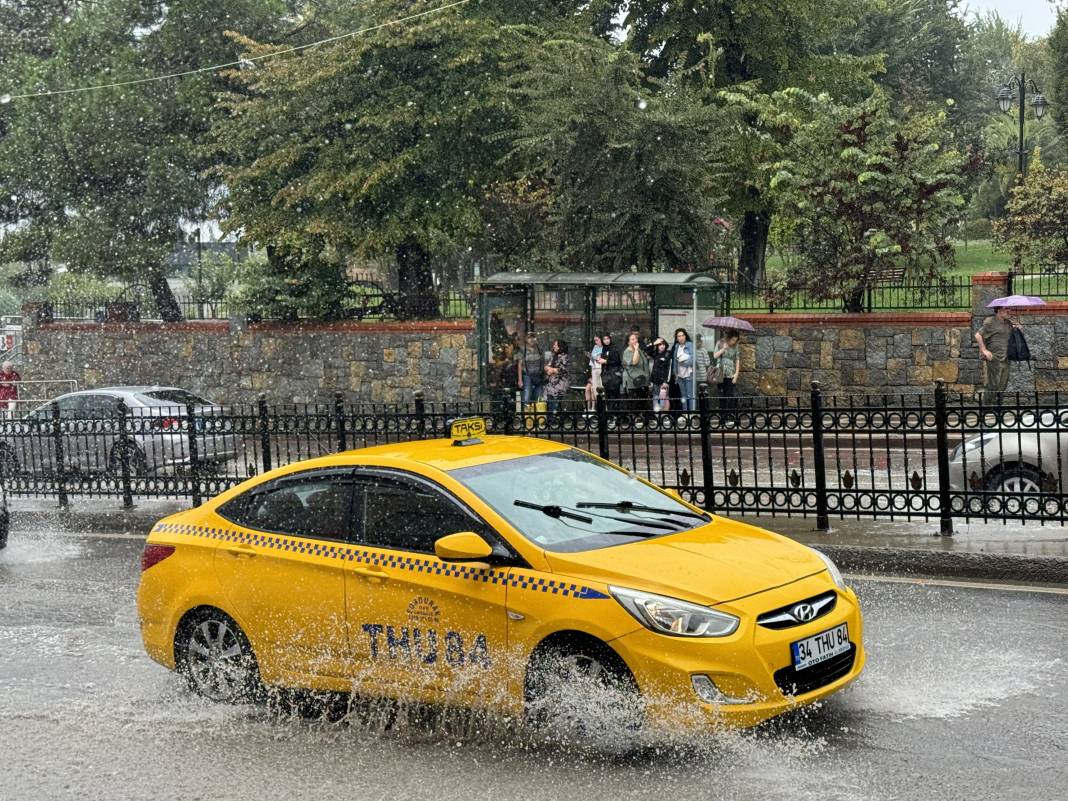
left=504, top=33, right=728, bottom=272
left=0, top=0, right=288, bottom=319
left=210, top=0, right=534, bottom=317
left=994, top=158, right=1068, bottom=269
left=1052, top=9, right=1068, bottom=140
left=761, top=92, right=972, bottom=311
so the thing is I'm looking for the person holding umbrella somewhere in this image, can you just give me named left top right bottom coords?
left=702, top=316, right=754, bottom=410
left=975, top=295, right=1044, bottom=405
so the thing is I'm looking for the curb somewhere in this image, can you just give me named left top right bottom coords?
left=808, top=543, right=1068, bottom=586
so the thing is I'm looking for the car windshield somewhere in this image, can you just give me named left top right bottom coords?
left=141, top=389, right=213, bottom=406
left=450, top=449, right=709, bottom=553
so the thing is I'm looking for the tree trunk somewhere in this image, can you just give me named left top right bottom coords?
left=395, top=239, right=438, bottom=320
left=737, top=210, right=770, bottom=289
left=148, top=268, right=183, bottom=322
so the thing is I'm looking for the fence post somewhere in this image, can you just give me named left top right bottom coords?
left=414, top=390, right=426, bottom=438
left=334, top=391, right=347, bottom=452
left=186, top=402, right=201, bottom=507
left=595, top=388, right=609, bottom=459
left=51, top=400, right=67, bottom=509
left=698, top=382, right=715, bottom=513
left=809, top=382, right=830, bottom=531
left=257, top=394, right=272, bottom=474
left=503, top=390, right=516, bottom=436
left=116, top=398, right=133, bottom=509
left=934, top=379, right=954, bottom=536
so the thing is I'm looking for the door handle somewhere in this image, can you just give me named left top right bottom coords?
left=353, top=566, right=389, bottom=581
left=223, top=543, right=256, bottom=558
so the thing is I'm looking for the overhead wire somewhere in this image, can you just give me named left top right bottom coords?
left=0, top=0, right=470, bottom=103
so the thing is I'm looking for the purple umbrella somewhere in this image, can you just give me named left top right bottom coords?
left=701, top=315, right=755, bottom=332
left=987, top=295, right=1047, bottom=308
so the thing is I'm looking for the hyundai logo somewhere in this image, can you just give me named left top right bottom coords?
left=791, top=603, right=816, bottom=622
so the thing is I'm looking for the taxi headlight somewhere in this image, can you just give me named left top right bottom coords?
left=812, top=548, right=847, bottom=590
left=610, top=586, right=739, bottom=638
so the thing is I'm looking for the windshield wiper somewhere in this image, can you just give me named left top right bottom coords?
left=576, top=500, right=710, bottom=522
left=514, top=499, right=594, bottom=524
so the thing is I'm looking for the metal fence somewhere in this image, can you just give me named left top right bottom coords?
left=726, top=277, right=973, bottom=314
left=39, top=289, right=473, bottom=323
left=1008, top=268, right=1068, bottom=301
left=3, top=384, right=1068, bottom=533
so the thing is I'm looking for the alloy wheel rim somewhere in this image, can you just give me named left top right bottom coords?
left=1000, top=475, right=1041, bottom=494
left=186, top=619, right=249, bottom=701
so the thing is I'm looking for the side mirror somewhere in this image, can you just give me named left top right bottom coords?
left=435, top=531, right=493, bottom=565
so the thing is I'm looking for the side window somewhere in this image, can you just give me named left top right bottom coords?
left=82, top=395, right=123, bottom=420
left=57, top=396, right=89, bottom=420
left=220, top=473, right=355, bottom=541
left=354, top=474, right=484, bottom=554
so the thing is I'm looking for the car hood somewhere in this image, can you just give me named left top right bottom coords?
left=544, top=518, right=827, bottom=606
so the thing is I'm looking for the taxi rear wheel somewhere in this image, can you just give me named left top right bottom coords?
left=525, top=640, right=642, bottom=736
left=176, top=610, right=262, bottom=704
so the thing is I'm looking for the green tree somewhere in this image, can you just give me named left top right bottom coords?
left=504, top=33, right=728, bottom=272
left=1051, top=9, right=1068, bottom=140
left=764, top=92, right=971, bottom=312
left=600, top=0, right=877, bottom=285
left=0, top=0, right=289, bottom=320
left=210, top=0, right=533, bottom=319
left=994, top=157, right=1068, bottom=269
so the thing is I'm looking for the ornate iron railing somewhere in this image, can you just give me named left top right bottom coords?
left=2, top=385, right=1068, bottom=533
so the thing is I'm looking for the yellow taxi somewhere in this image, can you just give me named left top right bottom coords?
left=137, top=418, right=864, bottom=731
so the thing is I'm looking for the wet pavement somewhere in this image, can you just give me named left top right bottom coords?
left=1, top=529, right=1065, bottom=801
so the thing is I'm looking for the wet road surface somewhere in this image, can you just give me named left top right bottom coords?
left=1, top=530, right=1065, bottom=801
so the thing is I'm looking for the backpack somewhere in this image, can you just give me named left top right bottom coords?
left=1007, top=328, right=1031, bottom=365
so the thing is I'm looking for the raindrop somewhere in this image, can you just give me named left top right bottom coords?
left=637, top=98, right=648, bottom=110
left=0, top=94, right=11, bottom=105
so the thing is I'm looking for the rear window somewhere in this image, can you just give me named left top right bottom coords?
left=142, top=389, right=212, bottom=406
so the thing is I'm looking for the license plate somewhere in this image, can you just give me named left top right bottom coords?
left=790, top=623, right=850, bottom=671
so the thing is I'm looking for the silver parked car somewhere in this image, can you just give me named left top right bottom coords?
left=947, top=409, right=1065, bottom=494
left=0, top=386, right=237, bottom=476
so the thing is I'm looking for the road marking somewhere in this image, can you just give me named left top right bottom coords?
left=848, top=574, right=1068, bottom=596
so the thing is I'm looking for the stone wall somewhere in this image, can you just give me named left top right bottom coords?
left=19, top=271, right=1068, bottom=402
left=21, top=319, right=478, bottom=405
left=736, top=313, right=976, bottom=396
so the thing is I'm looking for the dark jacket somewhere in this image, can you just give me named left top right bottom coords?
left=600, top=343, right=622, bottom=388
left=649, top=349, right=672, bottom=387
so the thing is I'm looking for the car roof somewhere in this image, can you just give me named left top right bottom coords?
left=95, top=386, right=186, bottom=394
left=337, top=435, right=571, bottom=472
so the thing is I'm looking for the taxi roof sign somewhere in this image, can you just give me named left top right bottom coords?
left=449, top=417, right=487, bottom=445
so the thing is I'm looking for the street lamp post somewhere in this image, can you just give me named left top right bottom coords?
left=997, top=72, right=1049, bottom=282
left=997, top=72, right=1048, bottom=176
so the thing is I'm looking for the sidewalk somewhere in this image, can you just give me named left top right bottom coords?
left=739, top=515, right=1068, bottom=586
left=9, top=499, right=1068, bottom=585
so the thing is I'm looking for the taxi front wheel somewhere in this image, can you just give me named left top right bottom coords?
left=176, top=610, right=262, bottom=704
left=524, top=640, right=643, bottom=736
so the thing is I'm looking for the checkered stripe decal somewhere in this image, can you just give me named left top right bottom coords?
left=153, top=522, right=610, bottom=600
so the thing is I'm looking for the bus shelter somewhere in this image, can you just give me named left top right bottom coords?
left=476, top=272, right=729, bottom=396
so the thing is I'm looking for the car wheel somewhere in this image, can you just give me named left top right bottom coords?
left=176, top=611, right=262, bottom=704
left=985, top=464, right=1045, bottom=494
left=525, top=640, right=642, bottom=739
left=108, top=441, right=147, bottom=477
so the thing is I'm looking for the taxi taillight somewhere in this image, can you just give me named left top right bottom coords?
left=141, top=544, right=176, bottom=572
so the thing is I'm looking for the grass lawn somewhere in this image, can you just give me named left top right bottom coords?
left=948, top=240, right=1012, bottom=276
left=766, top=240, right=1010, bottom=278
